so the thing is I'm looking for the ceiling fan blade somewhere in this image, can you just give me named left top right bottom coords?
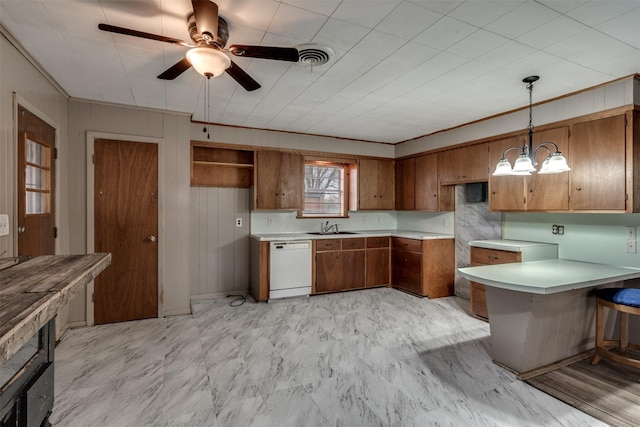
left=191, top=0, right=219, bottom=41
left=98, top=23, right=191, bottom=47
left=226, top=61, right=261, bottom=91
left=158, top=58, right=192, bottom=80
left=229, top=45, right=299, bottom=62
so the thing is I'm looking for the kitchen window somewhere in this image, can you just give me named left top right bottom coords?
left=302, top=161, right=349, bottom=217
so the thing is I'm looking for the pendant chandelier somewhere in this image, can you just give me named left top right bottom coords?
left=493, top=76, right=570, bottom=176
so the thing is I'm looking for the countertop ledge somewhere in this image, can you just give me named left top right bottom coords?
left=469, top=239, right=558, bottom=252
left=459, top=259, right=640, bottom=295
left=0, top=253, right=111, bottom=364
left=251, top=230, right=454, bottom=241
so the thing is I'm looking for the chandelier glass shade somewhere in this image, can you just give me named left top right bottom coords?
left=493, top=76, right=570, bottom=176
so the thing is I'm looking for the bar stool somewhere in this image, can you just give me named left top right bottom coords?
left=591, top=287, right=640, bottom=369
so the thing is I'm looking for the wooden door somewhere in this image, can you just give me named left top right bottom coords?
left=415, top=153, right=438, bottom=211
left=395, top=158, right=415, bottom=210
left=570, top=115, right=627, bottom=210
left=17, top=106, right=56, bottom=256
left=527, top=127, right=569, bottom=211
left=94, top=139, right=158, bottom=324
left=489, top=135, right=527, bottom=211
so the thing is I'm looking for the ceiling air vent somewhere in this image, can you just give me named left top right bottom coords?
left=296, top=44, right=334, bottom=66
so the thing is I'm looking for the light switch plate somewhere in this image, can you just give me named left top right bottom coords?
left=0, top=214, right=9, bottom=237
left=627, top=226, right=636, bottom=239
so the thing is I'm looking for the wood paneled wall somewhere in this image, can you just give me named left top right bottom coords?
left=0, top=32, right=69, bottom=337
left=189, top=187, right=251, bottom=297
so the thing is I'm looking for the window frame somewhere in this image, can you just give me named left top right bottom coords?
left=300, top=158, right=354, bottom=218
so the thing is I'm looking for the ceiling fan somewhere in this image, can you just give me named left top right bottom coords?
left=98, top=0, right=300, bottom=91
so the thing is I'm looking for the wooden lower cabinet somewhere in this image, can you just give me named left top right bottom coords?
left=366, top=237, right=390, bottom=287
left=469, top=243, right=558, bottom=319
left=391, top=237, right=454, bottom=298
left=315, top=237, right=391, bottom=293
left=316, top=250, right=366, bottom=292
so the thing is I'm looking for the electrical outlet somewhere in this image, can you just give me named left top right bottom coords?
left=552, top=225, right=558, bottom=234
left=0, top=214, right=8, bottom=237
left=236, top=218, right=242, bottom=227
left=267, top=217, right=273, bottom=226
left=627, top=226, right=637, bottom=239
left=558, top=225, right=564, bottom=235
left=627, top=240, right=637, bottom=254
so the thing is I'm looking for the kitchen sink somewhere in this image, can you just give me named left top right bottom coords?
left=307, top=231, right=359, bottom=235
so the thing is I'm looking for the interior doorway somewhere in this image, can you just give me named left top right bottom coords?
left=93, top=138, right=159, bottom=324
left=17, top=105, right=56, bottom=256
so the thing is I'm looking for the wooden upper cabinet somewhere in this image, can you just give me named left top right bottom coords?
left=395, top=153, right=445, bottom=211
left=489, top=127, right=569, bottom=211
left=489, top=135, right=527, bottom=211
left=395, top=157, right=415, bottom=210
left=415, top=153, right=445, bottom=211
left=569, top=114, right=627, bottom=211
left=528, top=127, right=570, bottom=211
left=255, top=150, right=303, bottom=210
left=438, top=143, right=489, bottom=185
left=358, top=158, right=394, bottom=210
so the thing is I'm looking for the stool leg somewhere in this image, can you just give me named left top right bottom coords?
left=591, top=299, right=604, bottom=365
left=620, top=312, right=629, bottom=356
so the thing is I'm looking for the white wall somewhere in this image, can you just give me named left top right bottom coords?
left=395, top=76, right=636, bottom=157
left=503, top=213, right=640, bottom=268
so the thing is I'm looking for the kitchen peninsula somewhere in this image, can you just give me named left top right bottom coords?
left=0, top=253, right=111, bottom=426
left=459, top=258, right=640, bottom=378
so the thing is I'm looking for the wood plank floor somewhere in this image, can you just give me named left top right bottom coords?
left=526, top=351, right=640, bottom=427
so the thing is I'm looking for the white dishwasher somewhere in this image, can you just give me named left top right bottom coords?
left=269, top=241, right=312, bottom=300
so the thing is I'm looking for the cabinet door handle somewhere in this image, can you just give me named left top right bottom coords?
left=487, top=255, right=498, bottom=260
left=576, top=187, right=582, bottom=191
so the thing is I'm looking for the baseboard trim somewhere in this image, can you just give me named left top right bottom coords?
left=191, top=290, right=249, bottom=302
left=162, top=308, right=192, bottom=317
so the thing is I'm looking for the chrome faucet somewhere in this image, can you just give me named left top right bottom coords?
left=322, top=221, right=339, bottom=234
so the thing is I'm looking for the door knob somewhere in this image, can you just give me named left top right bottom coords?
left=17, top=226, right=25, bottom=234
left=147, top=236, right=156, bottom=242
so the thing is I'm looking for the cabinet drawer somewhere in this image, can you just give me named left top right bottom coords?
left=342, top=238, right=366, bottom=250
left=470, top=247, right=520, bottom=265
left=316, top=239, right=342, bottom=251
left=392, top=269, right=422, bottom=294
left=392, top=237, right=422, bottom=252
left=366, top=236, right=390, bottom=248
left=26, top=362, right=54, bottom=427
left=392, top=250, right=422, bottom=274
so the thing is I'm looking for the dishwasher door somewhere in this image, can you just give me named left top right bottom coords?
left=269, top=241, right=312, bottom=299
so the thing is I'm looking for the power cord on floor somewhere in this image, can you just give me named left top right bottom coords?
left=226, top=291, right=248, bottom=307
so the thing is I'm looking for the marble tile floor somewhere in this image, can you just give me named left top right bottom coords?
left=50, top=288, right=607, bottom=427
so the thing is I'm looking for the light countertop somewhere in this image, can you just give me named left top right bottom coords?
left=250, top=230, right=454, bottom=242
left=469, top=239, right=558, bottom=252
left=459, top=259, right=640, bottom=295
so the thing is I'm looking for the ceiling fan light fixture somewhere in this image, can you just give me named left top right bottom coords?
left=186, top=47, right=230, bottom=77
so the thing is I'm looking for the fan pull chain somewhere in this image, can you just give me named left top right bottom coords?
left=207, top=75, right=211, bottom=139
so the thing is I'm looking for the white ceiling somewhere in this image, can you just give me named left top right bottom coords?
left=2, top=0, right=640, bottom=144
